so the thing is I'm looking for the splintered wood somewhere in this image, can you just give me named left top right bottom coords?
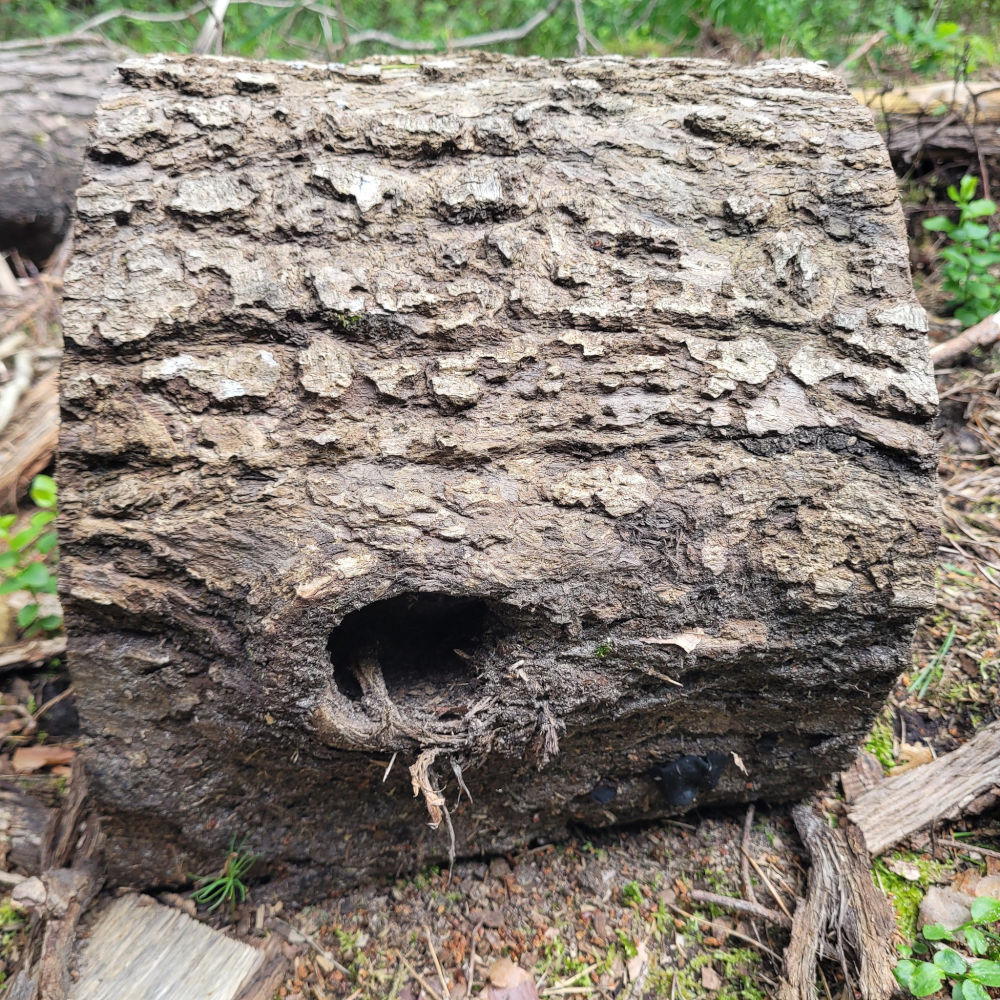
left=69, top=894, right=277, bottom=1000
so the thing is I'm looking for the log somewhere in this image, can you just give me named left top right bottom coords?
left=59, top=53, right=939, bottom=896
left=848, top=719, right=1000, bottom=856
left=855, top=81, right=1000, bottom=172
left=0, top=43, right=122, bottom=262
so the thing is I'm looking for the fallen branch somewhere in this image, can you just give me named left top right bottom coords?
left=778, top=805, right=896, bottom=1000
left=0, top=636, right=66, bottom=672
left=848, top=719, right=1000, bottom=856
left=930, top=310, right=1000, bottom=367
left=688, top=889, right=790, bottom=927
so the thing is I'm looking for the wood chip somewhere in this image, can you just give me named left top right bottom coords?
left=11, top=745, right=75, bottom=774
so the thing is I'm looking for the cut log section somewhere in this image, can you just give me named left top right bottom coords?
left=60, top=53, right=939, bottom=895
left=0, top=43, right=122, bottom=262
left=848, top=719, right=1000, bottom=856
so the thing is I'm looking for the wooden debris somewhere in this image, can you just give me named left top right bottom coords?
left=69, top=893, right=282, bottom=1000
left=848, top=719, right=1000, bottom=856
left=930, top=311, right=1000, bottom=368
left=840, top=750, right=884, bottom=806
left=778, top=805, right=896, bottom=1000
left=0, top=635, right=66, bottom=672
left=0, top=785, right=52, bottom=877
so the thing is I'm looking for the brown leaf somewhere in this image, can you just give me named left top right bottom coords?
left=701, top=964, right=723, bottom=991
left=487, top=957, right=538, bottom=1000
left=12, top=744, right=75, bottom=773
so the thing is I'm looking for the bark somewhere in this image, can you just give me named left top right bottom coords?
left=0, top=43, right=122, bottom=262
left=59, top=53, right=939, bottom=896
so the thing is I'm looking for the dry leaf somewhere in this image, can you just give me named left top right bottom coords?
left=487, top=957, right=538, bottom=1000
left=886, top=859, right=922, bottom=882
left=12, top=744, right=75, bottom=774
left=731, top=751, right=748, bottom=775
left=641, top=631, right=703, bottom=652
left=890, top=742, right=933, bottom=774
left=626, top=940, right=648, bottom=982
left=701, top=964, right=723, bottom=990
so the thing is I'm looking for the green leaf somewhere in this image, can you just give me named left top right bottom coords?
left=965, top=198, right=998, bottom=218
left=924, top=923, right=954, bottom=941
left=36, top=531, right=58, bottom=555
left=960, top=175, right=980, bottom=202
left=0, top=515, right=16, bottom=532
left=29, top=474, right=57, bottom=509
left=970, top=960, right=1000, bottom=987
left=924, top=216, right=953, bottom=232
left=0, top=552, right=16, bottom=570
left=970, top=897, right=1000, bottom=923
left=935, top=947, right=968, bottom=975
left=893, top=959, right=917, bottom=991
left=965, top=926, right=988, bottom=955
left=953, top=222, right=991, bottom=241
left=11, top=563, right=51, bottom=591
left=962, top=981, right=990, bottom=1000
left=29, top=510, right=55, bottom=530
left=910, top=962, right=947, bottom=997
left=16, top=604, right=38, bottom=629
left=36, top=615, right=61, bottom=632
left=939, top=247, right=971, bottom=268
left=969, top=252, right=1000, bottom=268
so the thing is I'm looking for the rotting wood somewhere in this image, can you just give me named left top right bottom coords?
left=60, top=52, right=939, bottom=896
left=778, top=805, right=896, bottom=1000
left=0, top=636, right=66, bottom=672
left=69, top=893, right=284, bottom=1000
left=848, top=718, right=1000, bottom=857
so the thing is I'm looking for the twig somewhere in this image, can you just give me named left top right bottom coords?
left=0, top=257, right=21, bottom=298
left=0, top=351, right=34, bottom=436
left=688, top=889, right=790, bottom=928
left=741, top=848, right=793, bottom=922
left=398, top=951, right=444, bottom=1000
left=466, top=921, right=482, bottom=999
left=194, top=0, right=232, bottom=53
left=424, top=925, right=449, bottom=996
left=663, top=901, right=783, bottom=963
left=573, top=0, right=587, bottom=56
left=835, top=29, right=888, bottom=72
left=740, top=804, right=757, bottom=905
left=938, top=837, right=1000, bottom=861
left=930, top=310, right=1000, bottom=367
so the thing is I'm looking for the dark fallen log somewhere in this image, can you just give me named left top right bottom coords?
left=848, top=718, right=1000, bottom=856
left=0, top=42, right=122, bottom=263
left=855, top=80, right=1000, bottom=174
left=60, top=53, right=939, bottom=897
left=778, top=806, right=897, bottom=1000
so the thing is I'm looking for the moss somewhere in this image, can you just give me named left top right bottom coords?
left=864, top=715, right=896, bottom=770
left=873, top=852, right=955, bottom=940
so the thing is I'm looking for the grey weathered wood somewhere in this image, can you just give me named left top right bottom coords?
left=60, top=53, right=939, bottom=896
left=0, top=785, right=52, bottom=876
left=849, top=719, right=1000, bottom=856
left=778, top=806, right=897, bottom=1000
left=69, top=894, right=276, bottom=1000
left=0, top=43, right=121, bottom=261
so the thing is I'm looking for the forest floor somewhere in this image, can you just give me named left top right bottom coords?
left=0, top=136, right=999, bottom=1000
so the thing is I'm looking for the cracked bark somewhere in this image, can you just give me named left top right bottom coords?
left=59, top=53, right=939, bottom=896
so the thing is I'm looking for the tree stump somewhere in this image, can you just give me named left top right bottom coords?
left=59, top=53, right=939, bottom=896
left=0, top=43, right=122, bottom=263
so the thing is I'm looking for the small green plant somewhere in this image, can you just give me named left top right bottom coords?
left=894, top=896, right=1000, bottom=998
left=190, top=837, right=257, bottom=913
left=865, top=717, right=897, bottom=770
left=0, top=474, right=60, bottom=637
left=924, top=177, right=1000, bottom=328
left=621, top=880, right=643, bottom=907
left=908, top=624, right=958, bottom=700
left=595, top=642, right=612, bottom=659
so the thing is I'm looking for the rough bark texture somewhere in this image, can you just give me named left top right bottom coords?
left=0, top=43, right=121, bottom=262
left=59, top=53, right=939, bottom=896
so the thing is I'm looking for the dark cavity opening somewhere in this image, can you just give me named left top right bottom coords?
left=328, top=592, right=510, bottom=715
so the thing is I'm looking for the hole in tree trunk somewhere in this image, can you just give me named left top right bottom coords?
left=327, top=593, right=510, bottom=715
